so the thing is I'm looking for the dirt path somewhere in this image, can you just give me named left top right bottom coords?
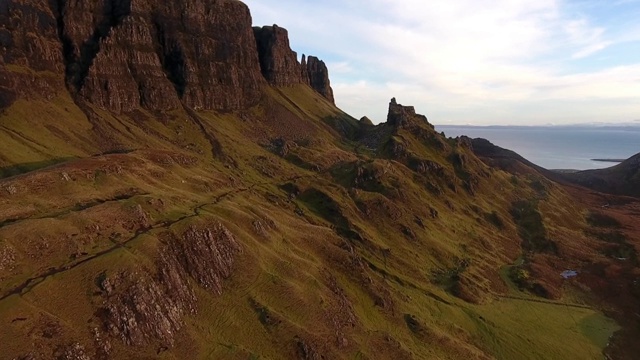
left=0, top=172, right=317, bottom=302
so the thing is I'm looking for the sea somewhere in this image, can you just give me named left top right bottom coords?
left=435, top=125, right=640, bottom=171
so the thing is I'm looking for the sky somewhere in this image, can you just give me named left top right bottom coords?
left=243, top=0, right=640, bottom=125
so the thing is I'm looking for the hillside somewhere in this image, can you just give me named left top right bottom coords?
left=559, top=154, right=640, bottom=197
left=1, top=1, right=639, bottom=359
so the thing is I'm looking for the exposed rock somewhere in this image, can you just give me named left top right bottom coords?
left=253, top=25, right=303, bottom=86
left=305, top=55, right=334, bottom=104
left=359, top=116, right=374, bottom=126
left=408, top=158, right=445, bottom=176
left=300, top=54, right=310, bottom=84
left=91, top=327, right=112, bottom=358
left=165, top=224, right=242, bottom=295
left=92, top=0, right=262, bottom=112
left=387, top=98, right=430, bottom=128
left=295, top=336, right=323, bottom=360
left=3, top=1, right=338, bottom=114
left=99, top=270, right=190, bottom=347
left=271, top=137, right=298, bottom=157
left=0, top=243, right=17, bottom=273
left=253, top=24, right=334, bottom=103
left=55, top=343, right=91, bottom=360
left=2, top=0, right=264, bottom=113
left=99, top=223, right=242, bottom=348
left=0, top=0, right=66, bottom=105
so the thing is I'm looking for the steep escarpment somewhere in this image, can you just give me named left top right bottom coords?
left=1, top=0, right=335, bottom=115
left=305, top=55, right=334, bottom=104
left=54, top=0, right=264, bottom=113
left=253, top=25, right=302, bottom=86
left=2, top=1, right=638, bottom=360
left=0, top=1, right=65, bottom=106
left=254, top=24, right=335, bottom=103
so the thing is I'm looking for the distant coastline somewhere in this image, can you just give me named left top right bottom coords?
left=591, top=159, right=624, bottom=163
left=435, top=125, right=640, bottom=170
left=435, top=124, right=640, bottom=131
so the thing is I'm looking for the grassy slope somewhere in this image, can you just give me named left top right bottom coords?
left=0, top=84, right=620, bottom=359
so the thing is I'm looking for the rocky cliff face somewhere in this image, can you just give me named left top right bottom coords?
left=1, top=1, right=336, bottom=114
left=58, top=0, right=265, bottom=113
left=0, top=0, right=65, bottom=107
left=253, top=24, right=335, bottom=104
left=305, top=55, right=334, bottom=104
left=253, top=25, right=302, bottom=86
left=1, top=0, right=267, bottom=113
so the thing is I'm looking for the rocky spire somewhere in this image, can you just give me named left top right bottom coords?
left=253, top=24, right=303, bottom=86
left=387, top=98, right=430, bottom=128
left=253, top=26, right=335, bottom=104
left=305, top=55, right=335, bottom=104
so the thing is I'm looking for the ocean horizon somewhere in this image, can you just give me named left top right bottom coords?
left=435, top=125, right=640, bottom=171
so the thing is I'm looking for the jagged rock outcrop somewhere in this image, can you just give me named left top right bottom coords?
left=305, top=55, right=334, bottom=104
left=70, top=0, right=264, bottom=112
left=2, top=0, right=265, bottom=113
left=1, top=1, right=337, bottom=114
left=253, top=24, right=335, bottom=103
left=0, top=1, right=66, bottom=107
left=164, top=224, right=242, bottom=295
left=99, top=223, right=242, bottom=348
left=253, top=25, right=302, bottom=86
left=387, top=97, right=429, bottom=128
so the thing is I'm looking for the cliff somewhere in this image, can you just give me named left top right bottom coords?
left=253, top=25, right=303, bottom=86
left=253, top=24, right=335, bottom=103
left=305, top=55, right=334, bottom=104
left=55, top=0, right=265, bottom=113
left=1, top=0, right=335, bottom=114
left=0, top=1, right=66, bottom=106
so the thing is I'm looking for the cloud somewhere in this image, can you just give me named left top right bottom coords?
left=244, top=0, right=640, bottom=125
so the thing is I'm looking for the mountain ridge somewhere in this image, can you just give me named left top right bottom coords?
left=0, top=1, right=639, bottom=359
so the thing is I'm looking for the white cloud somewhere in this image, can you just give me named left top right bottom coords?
left=244, top=0, right=640, bottom=125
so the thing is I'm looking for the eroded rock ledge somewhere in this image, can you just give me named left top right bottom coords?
left=98, top=223, right=242, bottom=350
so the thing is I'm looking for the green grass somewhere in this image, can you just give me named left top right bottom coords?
left=471, top=298, right=619, bottom=360
left=511, top=200, right=558, bottom=254
left=587, top=211, right=622, bottom=229
left=0, top=82, right=626, bottom=359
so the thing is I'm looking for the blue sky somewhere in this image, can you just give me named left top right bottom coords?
left=244, top=0, right=640, bottom=125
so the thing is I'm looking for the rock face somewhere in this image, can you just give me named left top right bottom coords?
left=387, top=97, right=429, bottom=128
left=62, top=0, right=265, bottom=113
left=305, top=55, right=334, bottom=104
left=253, top=25, right=303, bottom=86
left=253, top=24, right=335, bottom=103
left=0, top=0, right=65, bottom=107
left=2, top=0, right=265, bottom=113
left=99, top=223, right=242, bottom=349
left=359, top=116, right=374, bottom=126
left=1, top=1, right=336, bottom=113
